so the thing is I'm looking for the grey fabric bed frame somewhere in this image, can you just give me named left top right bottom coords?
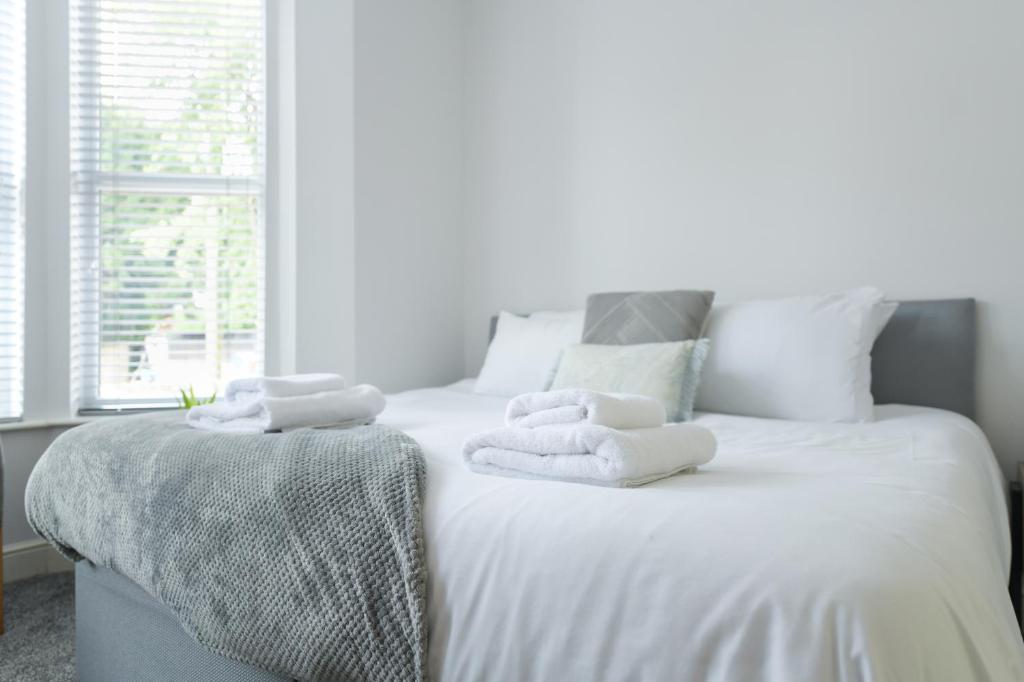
left=76, top=299, right=982, bottom=681
left=870, top=299, right=976, bottom=419
left=77, top=562, right=287, bottom=682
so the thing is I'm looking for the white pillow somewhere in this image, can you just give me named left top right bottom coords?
left=475, top=310, right=584, bottom=397
left=695, top=288, right=895, bottom=422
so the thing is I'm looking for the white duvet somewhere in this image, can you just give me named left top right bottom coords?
left=378, top=380, right=1024, bottom=682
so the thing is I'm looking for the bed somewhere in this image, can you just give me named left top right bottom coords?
left=75, top=300, right=1024, bottom=681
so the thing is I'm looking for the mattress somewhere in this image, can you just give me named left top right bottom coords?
left=79, top=380, right=1024, bottom=681
left=393, top=381, right=1022, bottom=681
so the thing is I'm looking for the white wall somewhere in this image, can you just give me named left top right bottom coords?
left=269, top=0, right=358, bottom=380
left=2, top=0, right=74, bottom=553
left=2, top=427, right=74, bottom=547
left=268, top=0, right=466, bottom=391
left=463, top=0, right=1024, bottom=477
left=23, top=0, right=69, bottom=421
left=353, top=0, right=465, bottom=392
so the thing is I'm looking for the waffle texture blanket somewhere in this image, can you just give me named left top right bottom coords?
left=25, top=412, right=427, bottom=682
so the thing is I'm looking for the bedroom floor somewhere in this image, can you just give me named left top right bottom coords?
left=0, top=573, right=75, bottom=681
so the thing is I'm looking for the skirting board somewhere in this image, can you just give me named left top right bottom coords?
left=3, top=539, right=73, bottom=583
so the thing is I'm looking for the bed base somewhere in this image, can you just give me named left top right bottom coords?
left=75, top=562, right=288, bottom=682
left=1011, top=478, right=1022, bottom=631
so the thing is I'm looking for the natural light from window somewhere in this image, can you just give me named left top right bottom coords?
left=70, top=0, right=265, bottom=410
left=0, top=0, right=25, bottom=420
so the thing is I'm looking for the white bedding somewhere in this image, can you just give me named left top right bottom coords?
left=379, top=380, right=1024, bottom=682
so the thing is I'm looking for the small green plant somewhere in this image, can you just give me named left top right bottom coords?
left=177, top=385, right=217, bottom=409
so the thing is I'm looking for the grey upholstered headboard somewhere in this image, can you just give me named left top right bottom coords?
left=870, top=299, right=976, bottom=418
left=487, top=298, right=977, bottom=418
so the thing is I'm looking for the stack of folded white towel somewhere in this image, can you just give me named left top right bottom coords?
left=186, top=373, right=386, bottom=434
left=463, top=389, right=717, bottom=487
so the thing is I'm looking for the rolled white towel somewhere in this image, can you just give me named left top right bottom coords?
left=188, top=384, right=386, bottom=434
left=224, top=373, right=346, bottom=403
left=506, top=389, right=667, bottom=429
left=463, top=422, right=716, bottom=487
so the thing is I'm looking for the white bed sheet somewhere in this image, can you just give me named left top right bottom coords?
left=378, top=380, right=1024, bottom=682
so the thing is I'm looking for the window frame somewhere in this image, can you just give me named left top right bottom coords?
left=69, top=0, right=268, bottom=413
left=0, top=0, right=26, bottom=422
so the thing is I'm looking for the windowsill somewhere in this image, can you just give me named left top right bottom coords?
left=0, top=417, right=95, bottom=433
left=0, top=405, right=188, bottom=432
left=0, top=404, right=189, bottom=432
left=77, top=406, right=180, bottom=415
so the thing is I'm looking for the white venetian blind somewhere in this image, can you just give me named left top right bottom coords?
left=70, top=0, right=265, bottom=410
left=0, top=0, right=25, bottom=420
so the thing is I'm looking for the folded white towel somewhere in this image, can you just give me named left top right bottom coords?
left=463, top=422, right=716, bottom=487
left=187, top=385, right=386, bottom=434
left=224, top=373, right=346, bottom=403
left=505, top=389, right=667, bottom=429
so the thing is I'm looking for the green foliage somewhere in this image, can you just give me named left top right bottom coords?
left=177, top=385, right=217, bottom=409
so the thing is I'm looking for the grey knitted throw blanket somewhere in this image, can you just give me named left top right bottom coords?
left=26, top=412, right=427, bottom=682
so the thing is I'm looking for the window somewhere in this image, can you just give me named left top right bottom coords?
left=70, top=0, right=265, bottom=410
left=0, top=0, right=25, bottom=420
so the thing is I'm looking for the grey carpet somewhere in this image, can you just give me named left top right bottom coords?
left=0, top=572, right=75, bottom=681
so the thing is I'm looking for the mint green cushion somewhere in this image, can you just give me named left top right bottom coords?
left=677, top=338, right=710, bottom=421
left=551, top=340, right=708, bottom=422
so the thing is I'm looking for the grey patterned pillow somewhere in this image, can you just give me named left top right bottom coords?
left=582, top=290, right=715, bottom=344
left=581, top=290, right=715, bottom=421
